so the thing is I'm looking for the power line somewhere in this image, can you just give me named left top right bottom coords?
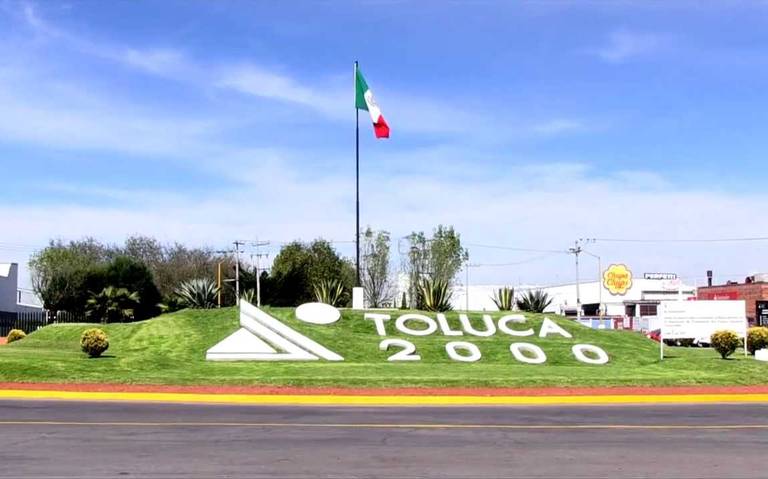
left=591, top=236, right=768, bottom=244
left=469, top=252, right=560, bottom=268
left=465, top=242, right=569, bottom=254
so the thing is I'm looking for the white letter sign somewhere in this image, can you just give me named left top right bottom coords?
left=539, top=317, right=573, bottom=338
left=446, top=341, right=482, bottom=362
left=365, top=313, right=391, bottom=336
left=395, top=314, right=438, bottom=336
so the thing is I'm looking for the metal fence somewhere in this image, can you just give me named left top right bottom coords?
left=0, top=310, right=89, bottom=336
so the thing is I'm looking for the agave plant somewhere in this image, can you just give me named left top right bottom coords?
left=417, top=277, right=453, bottom=312
left=174, top=278, right=219, bottom=309
left=516, top=289, right=553, bottom=313
left=86, top=286, right=141, bottom=324
left=313, top=278, right=345, bottom=306
left=491, top=286, right=515, bottom=311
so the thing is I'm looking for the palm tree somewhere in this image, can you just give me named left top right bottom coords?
left=86, top=287, right=141, bottom=324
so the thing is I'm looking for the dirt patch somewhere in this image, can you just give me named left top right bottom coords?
left=1, top=382, right=768, bottom=396
left=0, top=338, right=6, bottom=345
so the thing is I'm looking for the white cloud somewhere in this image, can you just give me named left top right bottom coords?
left=591, top=30, right=666, bottom=63
left=10, top=2, right=593, bottom=141
left=4, top=158, right=768, bottom=289
left=530, top=119, right=585, bottom=135
left=216, top=64, right=347, bottom=119
left=121, top=48, right=190, bottom=77
left=0, top=69, right=221, bottom=157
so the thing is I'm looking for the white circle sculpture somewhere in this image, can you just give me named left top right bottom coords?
left=509, top=342, right=547, bottom=364
left=571, top=344, right=610, bottom=365
left=445, top=341, right=482, bottom=362
left=295, top=302, right=341, bottom=325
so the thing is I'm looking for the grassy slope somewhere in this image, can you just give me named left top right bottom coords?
left=0, top=307, right=765, bottom=387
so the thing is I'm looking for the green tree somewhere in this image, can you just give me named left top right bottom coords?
left=430, top=225, right=468, bottom=284
left=239, top=266, right=274, bottom=306
left=404, top=225, right=468, bottom=308
left=361, top=228, right=393, bottom=308
left=270, top=239, right=355, bottom=306
left=29, top=239, right=114, bottom=317
left=103, top=256, right=162, bottom=320
left=86, top=287, right=141, bottom=324
left=30, top=240, right=163, bottom=319
left=122, top=235, right=229, bottom=300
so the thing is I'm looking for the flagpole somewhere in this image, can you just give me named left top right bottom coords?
left=355, top=60, right=361, bottom=287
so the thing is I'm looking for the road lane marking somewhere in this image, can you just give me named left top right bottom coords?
left=1, top=389, right=768, bottom=406
left=0, top=421, right=768, bottom=430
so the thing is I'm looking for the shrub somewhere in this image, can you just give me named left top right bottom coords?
left=86, top=286, right=140, bottom=324
left=174, top=278, right=219, bottom=309
left=312, top=278, right=344, bottom=306
left=80, top=328, right=109, bottom=358
left=399, top=292, right=408, bottom=310
left=747, top=327, right=768, bottom=355
left=516, top=290, right=553, bottom=313
left=417, top=277, right=453, bottom=312
left=491, top=286, right=515, bottom=311
left=270, top=240, right=355, bottom=307
left=710, top=330, right=740, bottom=359
left=103, top=256, right=162, bottom=320
left=6, top=329, right=26, bottom=343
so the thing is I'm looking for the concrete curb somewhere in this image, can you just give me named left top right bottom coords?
left=2, top=389, right=768, bottom=406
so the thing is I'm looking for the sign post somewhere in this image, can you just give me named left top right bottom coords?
left=757, top=300, right=768, bottom=327
left=660, top=300, right=747, bottom=360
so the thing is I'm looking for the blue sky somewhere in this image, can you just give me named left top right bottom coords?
left=3, top=0, right=768, bottom=288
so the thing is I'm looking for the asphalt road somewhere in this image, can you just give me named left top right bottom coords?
left=0, top=400, right=767, bottom=478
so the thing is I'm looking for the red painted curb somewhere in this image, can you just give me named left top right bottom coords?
left=1, top=382, right=768, bottom=397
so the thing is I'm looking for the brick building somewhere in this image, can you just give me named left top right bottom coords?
left=697, top=276, right=768, bottom=325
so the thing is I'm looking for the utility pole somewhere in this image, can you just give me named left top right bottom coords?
left=217, top=262, right=222, bottom=308
left=465, top=260, right=470, bottom=312
left=581, top=249, right=602, bottom=316
left=214, top=249, right=230, bottom=308
left=251, top=239, right=270, bottom=307
left=569, top=240, right=583, bottom=321
left=233, top=241, right=245, bottom=305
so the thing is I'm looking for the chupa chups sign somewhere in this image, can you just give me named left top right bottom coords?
left=603, top=264, right=633, bottom=296
left=206, top=301, right=610, bottom=365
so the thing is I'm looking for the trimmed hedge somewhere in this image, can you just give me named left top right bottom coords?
left=80, top=328, right=109, bottom=358
left=6, top=329, right=26, bottom=343
left=710, top=330, right=740, bottom=359
left=747, top=327, right=768, bottom=355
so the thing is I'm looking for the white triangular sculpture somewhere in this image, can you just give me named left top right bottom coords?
left=206, top=328, right=276, bottom=358
left=206, top=300, right=343, bottom=362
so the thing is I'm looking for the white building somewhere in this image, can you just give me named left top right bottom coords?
left=453, top=276, right=695, bottom=319
left=0, top=263, right=43, bottom=313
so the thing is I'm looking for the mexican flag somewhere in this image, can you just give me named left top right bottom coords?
left=355, top=67, right=390, bottom=139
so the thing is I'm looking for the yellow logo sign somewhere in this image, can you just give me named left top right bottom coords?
left=603, top=264, right=633, bottom=296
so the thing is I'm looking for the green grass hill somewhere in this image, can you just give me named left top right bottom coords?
left=0, top=307, right=765, bottom=387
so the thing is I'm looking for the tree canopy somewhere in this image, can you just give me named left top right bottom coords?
left=268, top=239, right=355, bottom=306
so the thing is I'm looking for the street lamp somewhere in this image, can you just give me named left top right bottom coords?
left=582, top=250, right=602, bottom=316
